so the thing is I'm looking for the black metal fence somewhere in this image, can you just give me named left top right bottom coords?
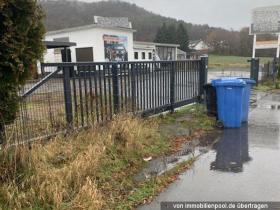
left=260, top=57, right=279, bottom=81
left=248, top=58, right=280, bottom=84
left=3, top=58, right=208, bottom=145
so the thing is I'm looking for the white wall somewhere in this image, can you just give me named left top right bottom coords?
left=44, top=27, right=134, bottom=62
left=133, top=49, right=153, bottom=61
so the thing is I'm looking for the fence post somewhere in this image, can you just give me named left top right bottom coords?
left=112, top=63, right=120, bottom=114
left=63, top=66, right=73, bottom=127
left=249, top=58, right=259, bottom=86
left=267, top=62, right=270, bottom=78
left=131, top=63, right=136, bottom=112
left=199, top=56, right=208, bottom=102
left=273, top=57, right=278, bottom=81
left=170, top=61, right=175, bottom=112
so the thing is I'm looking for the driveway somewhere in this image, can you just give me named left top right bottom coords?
left=139, top=91, right=280, bottom=209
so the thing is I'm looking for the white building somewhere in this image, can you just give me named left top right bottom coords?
left=177, top=49, right=187, bottom=60
left=189, top=40, right=209, bottom=52
left=188, top=40, right=210, bottom=59
left=44, top=16, right=135, bottom=63
left=43, top=16, right=179, bottom=63
left=133, top=41, right=155, bottom=61
left=133, top=41, right=179, bottom=61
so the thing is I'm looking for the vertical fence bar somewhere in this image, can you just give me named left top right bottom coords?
left=93, top=65, right=100, bottom=123
left=199, top=57, right=208, bottom=101
left=103, top=64, right=108, bottom=120
left=131, top=63, right=136, bottom=112
left=72, top=68, right=78, bottom=127
left=83, top=66, right=89, bottom=125
left=124, top=64, right=128, bottom=112
left=63, top=66, right=73, bottom=127
left=88, top=66, right=94, bottom=124
left=98, top=65, right=104, bottom=122
left=112, top=63, right=120, bottom=114
left=107, top=64, right=113, bottom=119
left=273, top=57, right=278, bottom=81
left=170, top=61, right=175, bottom=112
left=78, top=67, right=84, bottom=126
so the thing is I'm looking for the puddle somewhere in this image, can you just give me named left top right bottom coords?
left=134, top=132, right=220, bottom=182
left=270, top=94, right=280, bottom=102
left=251, top=104, right=280, bottom=109
left=133, top=141, right=198, bottom=182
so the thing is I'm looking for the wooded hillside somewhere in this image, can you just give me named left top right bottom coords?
left=40, top=0, right=215, bottom=42
left=41, top=0, right=271, bottom=57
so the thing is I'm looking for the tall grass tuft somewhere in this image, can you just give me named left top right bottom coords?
left=0, top=114, right=161, bottom=209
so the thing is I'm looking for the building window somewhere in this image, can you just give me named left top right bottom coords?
left=149, top=52, right=152, bottom=60
left=76, top=47, right=94, bottom=62
left=134, top=52, right=138, bottom=60
left=142, top=52, right=146, bottom=60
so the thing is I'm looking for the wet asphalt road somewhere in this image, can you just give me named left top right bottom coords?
left=139, top=92, right=280, bottom=209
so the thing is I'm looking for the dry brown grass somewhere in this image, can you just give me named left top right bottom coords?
left=0, top=114, right=161, bottom=209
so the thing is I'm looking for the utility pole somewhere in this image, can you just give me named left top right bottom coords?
left=252, top=34, right=257, bottom=59
left=277, top=34, right=280, bottom=58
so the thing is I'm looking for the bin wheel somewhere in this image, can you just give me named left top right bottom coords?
left=216, top=121, right=224, bottom=129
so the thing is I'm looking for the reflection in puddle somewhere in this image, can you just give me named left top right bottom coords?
left=211, top=124, right=250, bottom=173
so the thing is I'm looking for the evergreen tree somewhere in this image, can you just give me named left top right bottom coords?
left=154, top=23, right=168, bottom=43
left=166, top=24, right=177, bottom=44
left=0, top=0, right=45, bottom=143
left=154, top=23, right=178, bottom=44
left=176, top=22, right=189, bottom=52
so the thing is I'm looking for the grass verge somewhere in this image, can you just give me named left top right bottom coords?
left=254, top=80, right=280, bottom=92
left=0, top=104, right=216, bottom=209
left=209, top=54, right=271, bottom=68
left=158, top=104, right=216, bottom=131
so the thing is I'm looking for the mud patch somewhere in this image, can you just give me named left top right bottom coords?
left=158, top=124, right=191, bottom=138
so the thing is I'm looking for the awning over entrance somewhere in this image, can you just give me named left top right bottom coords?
left=43, top=41, right=77, bottom=49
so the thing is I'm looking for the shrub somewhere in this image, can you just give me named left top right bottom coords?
left=0, top=0, right=45, bottom=141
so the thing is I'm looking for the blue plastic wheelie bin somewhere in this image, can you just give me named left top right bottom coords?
left=237, top=78, right=256, bottom=122
left=213, top=77, right=256, bottom=123
left=212, top=79, right=246, bottom=128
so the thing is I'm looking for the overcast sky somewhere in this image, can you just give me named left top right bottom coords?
left=78, top=0, right=280, bottom=30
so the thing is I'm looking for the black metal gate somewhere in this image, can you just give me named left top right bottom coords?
left=4, top=58, right=207, bottom=145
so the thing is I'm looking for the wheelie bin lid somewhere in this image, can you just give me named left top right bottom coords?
left=237, top=78, right=256, bottom=85
left=212, top=78, right=246, bottom=87
left=214, top=77, right=256, bottom=85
